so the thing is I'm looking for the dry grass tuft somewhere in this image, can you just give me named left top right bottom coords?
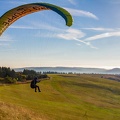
left=0, top=101, right=46, bottom=120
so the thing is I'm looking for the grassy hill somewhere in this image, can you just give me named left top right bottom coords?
left=0, top=74, right=120, bottom=120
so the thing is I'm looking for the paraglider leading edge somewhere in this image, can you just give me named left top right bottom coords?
left=0, top=2, right=73, bottom=36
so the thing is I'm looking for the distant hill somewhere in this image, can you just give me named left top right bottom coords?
left=14, top=67, right=120, bottom=74
left=106, top=68, right=120, bottom=74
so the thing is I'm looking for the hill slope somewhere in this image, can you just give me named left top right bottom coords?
left=0, top=74, right=120, bottom=120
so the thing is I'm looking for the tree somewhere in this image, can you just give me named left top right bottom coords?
left=0, top=67, right=16, bottom=78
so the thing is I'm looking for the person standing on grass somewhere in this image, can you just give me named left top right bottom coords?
left=30, top=77, right=41, bottom=92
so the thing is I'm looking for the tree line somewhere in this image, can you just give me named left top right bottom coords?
left=0, top=67, right=48, bottom=84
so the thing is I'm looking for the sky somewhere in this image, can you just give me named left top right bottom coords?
left=0, top=0, right=120, bottom=69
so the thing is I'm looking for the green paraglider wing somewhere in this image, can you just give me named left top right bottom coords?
left=0, top=3, right=73, bottom=35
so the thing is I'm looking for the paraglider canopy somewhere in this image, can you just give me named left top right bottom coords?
left=0, top=2, right=73, bottom=36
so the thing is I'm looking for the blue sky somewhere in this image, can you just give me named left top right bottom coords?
left=0, top=0, right=120, bottom=69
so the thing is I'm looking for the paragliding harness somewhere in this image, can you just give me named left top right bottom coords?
left=30, top=77, right=41, bottom=92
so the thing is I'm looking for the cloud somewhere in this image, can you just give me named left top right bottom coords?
left=0, top=48, right=16, bottom=51
left=0, top=34, right=14, bottom=47
left=74, top=38, right=98, bottom=49
left=35, top=32, right=57, bottom=38
left=0, top=34, right=13, bottom=42
left=57, top=28, right=85, bottom=40
left=31, top=22, right=61, bottom=31
left=0, top=43, right=9, bottom=46
left=82, top=27, right=114, bottom=31
left=10, top=22, right=61, bottom=31
left=10, top=25, right=36, bottom=30
left=68, top=0, right=76, bottom=5
left=10, top=23, right=68, bottom=39
left=109, top=0, right=120, bottom=4
left=65, top=8, right=98, bottom=19
left=57, top=28, right=98, bottom=49
left=85, top=31, right=120, bottom=41
left=8, top=1, right=27, bottom=5
left=76, top=43, right=81, bottom=46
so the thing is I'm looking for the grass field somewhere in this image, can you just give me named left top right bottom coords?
left=0, top=74, right=120, bottom=120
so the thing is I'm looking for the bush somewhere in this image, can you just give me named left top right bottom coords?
left=4, top=76, right=17, bottom=84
